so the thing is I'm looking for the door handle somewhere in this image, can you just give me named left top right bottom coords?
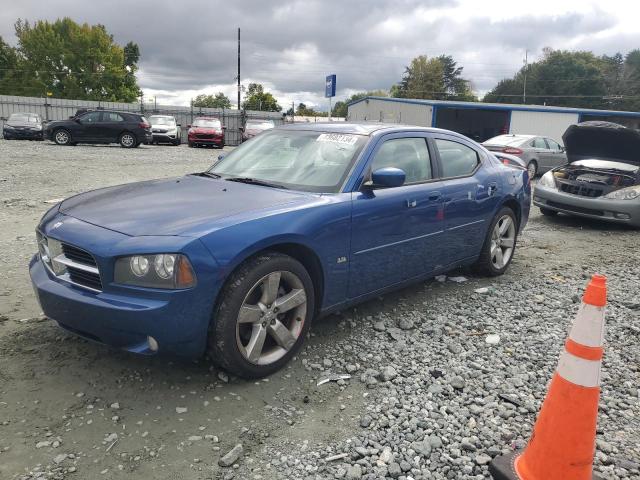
left=428, top=191, right=442, bottom=202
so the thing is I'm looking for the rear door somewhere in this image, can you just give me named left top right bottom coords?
left=544, top=138, right=567, bottom=168
left=348, top=133, right=445, bottom=298
left=531, top=137, right=554, bottom=171
left=100, top=112, right=127, bottom=142
left=434, top=135, right=500, bottom=265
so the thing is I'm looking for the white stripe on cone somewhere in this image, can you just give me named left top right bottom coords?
left=568, top=304, right=605, bottom=348
left=557, top=350, right=602, bottom=388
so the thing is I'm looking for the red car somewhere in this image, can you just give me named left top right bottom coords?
left=187, top=117, right=225, bottom=148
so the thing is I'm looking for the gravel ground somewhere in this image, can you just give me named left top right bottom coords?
left=0, top=139, right=638, bottom=480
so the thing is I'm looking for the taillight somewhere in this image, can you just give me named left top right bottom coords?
left=139, top=122, right=150, bottom=129
left=502, top=147, right=523, bottom=155
left=502, top=159, right=510, bottom=165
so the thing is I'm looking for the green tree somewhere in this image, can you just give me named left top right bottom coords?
left=4, top=18, right=140, bottom=101
left=483, top=49, right=618, bottom=109
left=391, top=55, right=476, bottom=100
left=296, top=103, right=319, bottom=116
left=242, top=83, right=281, bottom=111
left=193, top=92, right=232, bottom=108
left=0, top=36, right=20, bottom=93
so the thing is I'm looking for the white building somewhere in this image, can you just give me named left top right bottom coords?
left=347, top=96, right=640, bottom=144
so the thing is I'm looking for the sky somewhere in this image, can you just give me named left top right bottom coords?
left=1, top=0, right=639, bottom=110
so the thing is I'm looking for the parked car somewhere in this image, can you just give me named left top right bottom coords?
left=188, top=117, right=224, bottom=148
left=149, top=115, right=181, bottom=146
left=45, top=110, right=152, bottom=148
left=534, top=121, right=640, bottom=227
left=241, top=119, right=275, bottom=142
left=483, top=134, right=566, bottom=178
left=3, top=112, right=44, bottom=140
left=30, top=123, right=530, bottom=378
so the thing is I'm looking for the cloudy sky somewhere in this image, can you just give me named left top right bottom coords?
left=1, top=0, right=639, bottom=110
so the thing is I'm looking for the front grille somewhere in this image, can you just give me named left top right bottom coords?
left=67, top=266, right=103, bottom=291
left=195, top=133, right=215, bottom=139
left=62, top=243, right=97, bottom=266
left=547, top=201, right=604, bottom=216
left=559, top=182, right=604, bottom=198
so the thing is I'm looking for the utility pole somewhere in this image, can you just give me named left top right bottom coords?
left=523, top=49, right=528, bottom=105
left=237, top=28, right=241, bottom=111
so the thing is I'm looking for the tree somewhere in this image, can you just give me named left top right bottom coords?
left=0, top=36, right=20, bottom=93
left=296, top=103, right=319, bottom=116
left=242, top=83, right=281, bottom=111
left=391, top=55, right=475, bottom=101
left=483, top=49, right=624, bottom=109
left=2, top=18, right=140, bottom=101
left=193, top=92, right=232, bottom=108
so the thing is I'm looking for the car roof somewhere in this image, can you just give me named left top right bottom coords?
left=277, top=122, right=462, bottom=137
left=194, top=116, right=220, bottom=120
left=10, top=112, right=40, bottom=116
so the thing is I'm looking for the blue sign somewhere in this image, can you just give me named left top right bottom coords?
left=325, top=74, right=336, bottom=98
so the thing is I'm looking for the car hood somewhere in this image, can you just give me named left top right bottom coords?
left=58, top=175, right=315, bottom=237
left=190, top=127, right=221, bottom=134
left=563, top=121, right=640, bottom=165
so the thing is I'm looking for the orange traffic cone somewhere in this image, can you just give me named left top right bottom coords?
left=489, top=274, right=607, bottom=480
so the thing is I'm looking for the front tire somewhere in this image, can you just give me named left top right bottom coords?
left=53, top=129, right=72, bottom=146
left=119, top=132, right=136, bottom=148
left=474, top=206, right=518, bottom=276
left=208, top=252, right=315, bottom=379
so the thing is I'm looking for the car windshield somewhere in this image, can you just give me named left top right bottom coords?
left=208, top=129, right=367, bottom=193
left=246, top=120, right=275, bottom=130
left=150, top=116, right=175, bottom=126
left=193, top=119, right=221, bottom=128
left=485, top=135, right=530, bottom=146
left=9, top=114, right=39, bottom=123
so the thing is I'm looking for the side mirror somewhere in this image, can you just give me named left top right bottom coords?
left=222, top=126, right=226, bottom=131
left=559, top=146, right=565, bottom=153
left=239, top=126, right=244, bottom=132
left=367, top=167, right=406, bottom=189
left=217, top=154, right=226, bottom=161
left=74, top=118, right=82, bottom=123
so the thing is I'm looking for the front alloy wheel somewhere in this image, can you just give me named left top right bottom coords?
left=54, top=129, right=71, bottom=145
left=236, top=271, right=307, bottom=365
left=208, top=252, right=314, bottom=378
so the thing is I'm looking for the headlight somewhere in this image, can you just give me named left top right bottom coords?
left=37, top=234, right=66, bottom=274
left=114, top=254, right=196, bottom=289
left=537, top=171, right=557, bottom=189
left=603, top=185, right=640, bottom=201
left=188, top=128, right=195, bottom=134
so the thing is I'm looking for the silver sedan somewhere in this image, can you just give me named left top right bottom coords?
left=483, top=134, right=567, bottom=178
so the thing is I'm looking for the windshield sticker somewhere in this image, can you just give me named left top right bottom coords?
left=316, top=133, right=358, bottom=146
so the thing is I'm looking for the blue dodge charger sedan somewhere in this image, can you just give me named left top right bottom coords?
left=30, top=123, right=530, bottom=378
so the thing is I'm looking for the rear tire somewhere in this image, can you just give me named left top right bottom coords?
left=53, top=129, right=72, bottom=146
left=474, top=206, right=518, bottom=276
left=207, top=252, right=314, bottom=379
left=119, top=132, right=136, bottom=148
left=540, top=207, right=558, bottom=217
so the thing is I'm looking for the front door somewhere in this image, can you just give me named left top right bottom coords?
left=75, top=111, right=103, bottom=141
left=348, top=135, right=445, bottom=298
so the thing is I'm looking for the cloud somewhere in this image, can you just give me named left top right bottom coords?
left=0, top=1, right=636, bottom=108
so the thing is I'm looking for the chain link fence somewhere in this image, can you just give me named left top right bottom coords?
left=0, top=95, right=286, bottom=146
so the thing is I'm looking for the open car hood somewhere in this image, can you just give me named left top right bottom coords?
left=563, top=121, right=640, bottom=165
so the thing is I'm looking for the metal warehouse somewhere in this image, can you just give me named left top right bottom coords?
left=347, top=96, right=640, bottom=143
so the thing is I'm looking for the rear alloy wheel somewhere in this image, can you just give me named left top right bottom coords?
left=527, top=160, right=538, bottom=179
left=474, top=206, right=518, bottom=276
left=208, top=253, right=314, bottom=378
left=540, top=207, right=558, bottom=217
left=53, top=129, right=71, bottom=145
left=119, top=132, right=136, bottom=148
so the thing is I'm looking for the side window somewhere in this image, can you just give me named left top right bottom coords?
left=532, top=137, right=548, bottom=149
left=80, top=112, right=102, bottom=123
left=546, top=138, right=560, bottom=150
left=105, top=112, right=124, bottom=122
left=435, top=139, right=480, bottom=178
left=370, top=138, right=432, bottom=184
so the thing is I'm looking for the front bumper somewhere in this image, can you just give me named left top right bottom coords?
left=29, top=214, right=222, bottom=357
left=189, top=135, right=224, bottom=146
left=4, top=128, right=43, bottom=139
left=152, top=132, right=179, bottom=142
left=534, top=185, right=640, bottom=227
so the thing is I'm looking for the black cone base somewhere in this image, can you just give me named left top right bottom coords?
left=489, top=451, right=603, bottom=480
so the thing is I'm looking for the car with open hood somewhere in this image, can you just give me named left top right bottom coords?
left=534, top=121, right=640, bottom=227
left=30, top=123, right=530, bottom=378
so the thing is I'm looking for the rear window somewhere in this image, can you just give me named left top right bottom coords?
left=436, top=139, right=480, bottom=178
left=485, top=135, right=530, bottom=147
